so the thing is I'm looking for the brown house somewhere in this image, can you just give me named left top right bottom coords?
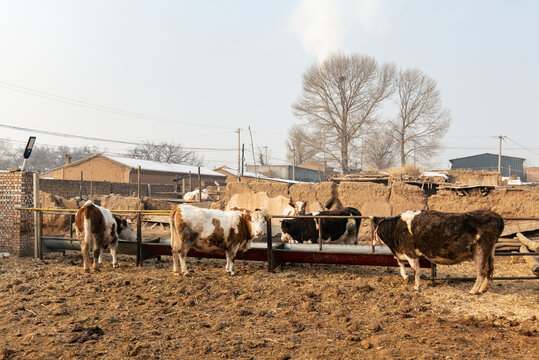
left=41, top=154, right=225, bottom=186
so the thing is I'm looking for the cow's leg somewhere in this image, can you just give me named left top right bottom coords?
left=470, top=246, right=489, bottom=295
left=178, top=247, right=189, bottom=276
left=478, top=249, right=495, bottom=293
left=226, top=246, right=239, bottom=275
left=80, top=232, right=90, bottom=273
left=98, top=248, right=104, bottom=265
left=110, top=240, right=119, bottom=268
left=396, top=259, right=410, bottom=283
left=93, top=245, right=101, bottom=272
left=405, top=256, right=421, bottom=290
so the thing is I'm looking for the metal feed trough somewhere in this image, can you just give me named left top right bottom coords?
left=15, top=207, right=539, bottom=281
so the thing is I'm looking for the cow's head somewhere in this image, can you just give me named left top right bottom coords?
left=296, top=201, right=306, bottom=215
left=248, top=208, right=270, bottom=238
left=116, top=217, right=137, bottom=241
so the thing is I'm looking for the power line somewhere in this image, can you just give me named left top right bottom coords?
left=505, top=137, right=539, bottom=156
left=0, top=80, right=234, bottom=130
left=0, top=124, right=237, bottom=151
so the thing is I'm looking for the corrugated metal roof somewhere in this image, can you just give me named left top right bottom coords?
left=107, top=156, right=225, bottom=177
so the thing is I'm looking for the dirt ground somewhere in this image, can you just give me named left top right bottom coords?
left=0, top=253, right=537, bottom=360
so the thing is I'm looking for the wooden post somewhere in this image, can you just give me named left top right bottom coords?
left=137, top=165, right=141, bottom=198
left=79, top=171, right=83, bottom=199
left=197, top=167, right=201, bottom=201
left=147, top=184, right=152, bottom=197
left=136, top=212, right=142, bottom=267
left=318, top=216, right=322, bottom=251
left=266, top=218, right=273, bottom=272
left=33, top=173, right=40, bottom=259
left=189, top=171, right=192, bottom=192
left=181, top=178, right=185, bottom=198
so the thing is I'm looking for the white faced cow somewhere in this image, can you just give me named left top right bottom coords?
left=283, top=201, right=307, bottom=217
left=372, top=210, right=504, bottom=294
left=169, top=205, right=269, bottom=276
left=74, top=200, right=137, bottom=272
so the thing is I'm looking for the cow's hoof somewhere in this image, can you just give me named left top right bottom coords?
left=84, top=268, right=90, bottom=273
left=229, top=272, right=235, bottom=276
left=173, top=272, right=180, bottom=277
left=182, top=272, right=189, bottom=276
left=402, top=275, right=410, bottom=283
left=93, top=268, right=100, bottom=272
left=112, top=264, right=118, bottom=268
left=413, top=285, right=420, bottom=291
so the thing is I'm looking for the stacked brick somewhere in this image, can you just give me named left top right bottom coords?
left=40, top=179, right=175, bottom=199
left=0, top=172, right=34, bottom=256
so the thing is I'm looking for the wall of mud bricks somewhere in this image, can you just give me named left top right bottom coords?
left=0, top=172, right=35, bottom=256
left=39, top=179, right=175, bottom=199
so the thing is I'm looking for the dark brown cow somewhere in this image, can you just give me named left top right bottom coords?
left=74, top=200, right=136, bottom=272
left=373, top=210, right=504, bottom=294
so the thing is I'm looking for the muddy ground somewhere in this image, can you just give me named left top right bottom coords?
left=0, top=253, right=537, bottom=360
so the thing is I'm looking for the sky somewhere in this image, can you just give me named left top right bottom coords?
left=0, top=0, right=538, bottom=171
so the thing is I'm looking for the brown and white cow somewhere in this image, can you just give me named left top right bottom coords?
left=283, top=201, right=307, bottom=217
left=74, top=200, right=136, bottom=272
left=372, top=210, right=504, bottom=294
left=169, top=205, right=269, bottom=276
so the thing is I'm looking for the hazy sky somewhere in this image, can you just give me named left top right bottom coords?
left=0, top=0, right=538, bottom=170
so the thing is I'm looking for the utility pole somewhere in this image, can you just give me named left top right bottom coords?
left=498, top=135, right=503, bottom=174
left=241, top=144, right=245, bottom=176
left=248, top=126, right=257, bottom=180
left=236, top=128, right=241, bottom=177
left=292, top=148, right=296, bottom=181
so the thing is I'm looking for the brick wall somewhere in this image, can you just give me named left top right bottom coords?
left=0, top=172, right=34, bottom=256
left=40, top=178, right=175, bottom=199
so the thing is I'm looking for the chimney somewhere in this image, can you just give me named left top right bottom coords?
left=65, top=154, right=72, bottom=165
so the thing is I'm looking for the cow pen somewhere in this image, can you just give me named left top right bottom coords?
left=14, top=207, right=539, bottom=282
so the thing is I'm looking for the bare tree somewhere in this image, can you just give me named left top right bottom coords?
left=129, top=141, right=204, bottom=166
left=391, top=68, right=451, bottom=166
left=0, top=139, right=101, bottom=172
left=363, top=126, right=396, bottom=170
left=285, top=124, right=318, bottom=164
left=292, top=53, right=396, bottom=173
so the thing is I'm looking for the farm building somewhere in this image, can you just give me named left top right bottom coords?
left=245, top=164, right=323, bottom=182
left=449, top=153, right=525, bottom=178
left=41, top=154, right=225, bottom=186
left=214, top=166, right=300, bottom=184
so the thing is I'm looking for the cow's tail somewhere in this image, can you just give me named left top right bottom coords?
left=169, top=207, right=181, bottom=249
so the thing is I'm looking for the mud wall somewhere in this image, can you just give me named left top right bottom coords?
left=223, top=181, right=538, bottom=242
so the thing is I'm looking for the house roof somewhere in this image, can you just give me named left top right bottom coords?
left=215, top=166, right=302, bottom=184
left=43, top=154, right=224, bottom=177
left=449, top=153, right=525, bottom=162
left=106, top=156, right=225, bottom=177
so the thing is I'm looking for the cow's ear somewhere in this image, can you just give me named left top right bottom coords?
left=289, top=201, right=295, bottom=207
left=244, top=213, right=252, bottom=221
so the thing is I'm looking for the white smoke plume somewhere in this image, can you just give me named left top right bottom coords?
left=290, top=0, right=391, bottom=60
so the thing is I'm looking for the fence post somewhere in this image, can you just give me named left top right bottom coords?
left=318, top=217, right=323, bottom=251
left=33, top=173, right=40, bottom=259
left=197, top=167, right=201, bottom=201
left=137, top=166, right=141, bottom=198
left=266, top=218, right=273, bottom=272
left=136, top=212, right=142, bottom=267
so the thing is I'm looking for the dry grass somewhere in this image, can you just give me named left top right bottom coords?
left=386, top=165, right=422, bottom=177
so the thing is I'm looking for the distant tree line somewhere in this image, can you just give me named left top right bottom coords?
left=0, top=140, right=204, bottom=173
left=288, top=53, right=451, bottom=173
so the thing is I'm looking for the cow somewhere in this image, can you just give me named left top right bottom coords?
left=74, top=200, right=137, bottom=272
left=183, top=188, right=211, bottom=201
left=169, top=205, right=269, bottom=276
left=280, top=207, right=362, bottom=245
left=283, top=201, right=307, bottom=217
left=372, top=210, right=504, bottom=294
